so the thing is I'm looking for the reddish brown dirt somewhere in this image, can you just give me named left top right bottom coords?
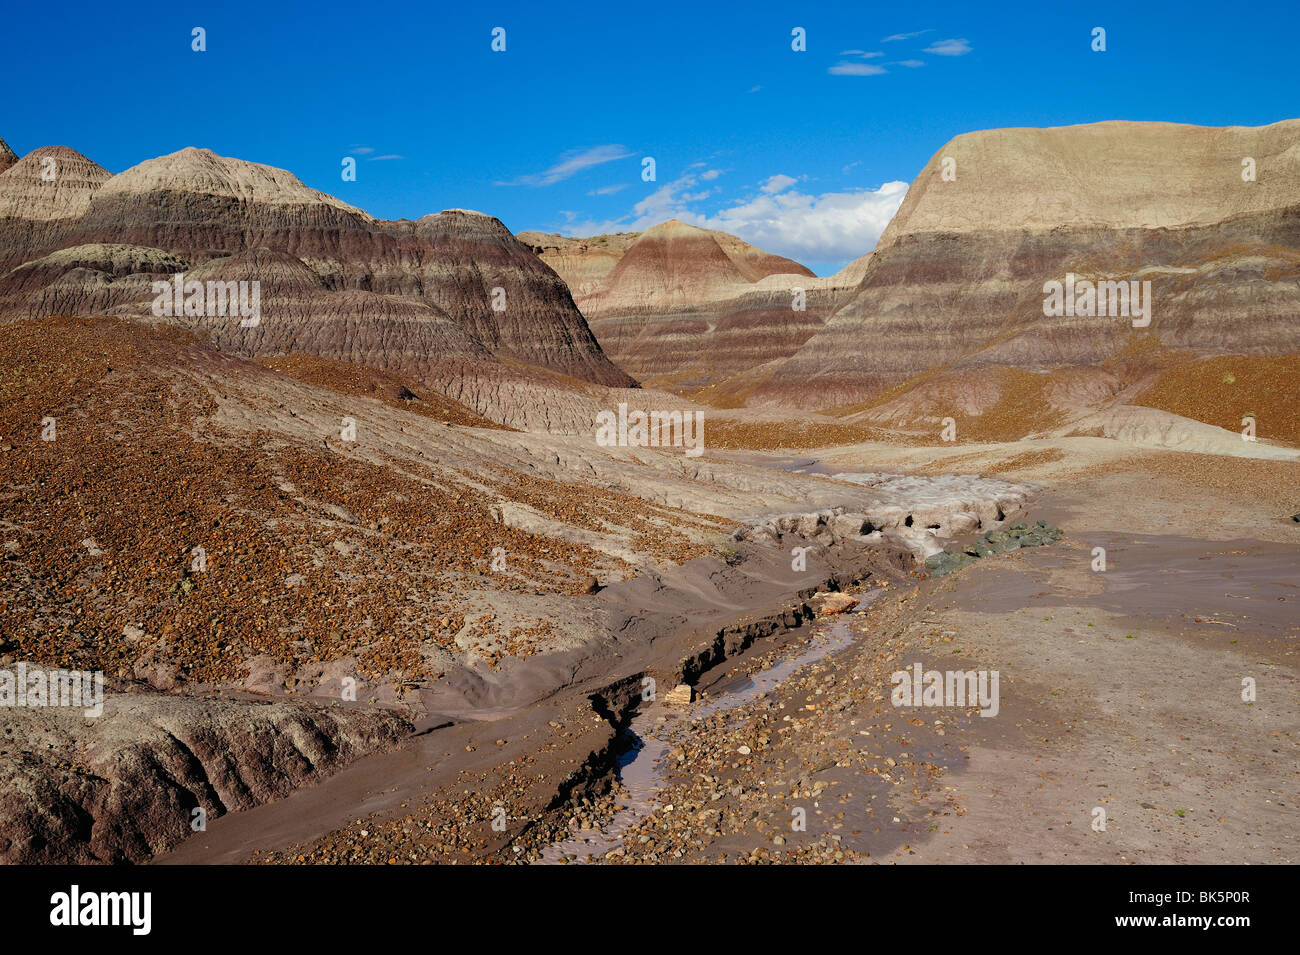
left=704, top=420, right=890, bottom=451
left=1133, top=354, right=1300, bottom=447
left=0, top=316, right=610, bottom=686
left=258, top=354, right=512, bottom=430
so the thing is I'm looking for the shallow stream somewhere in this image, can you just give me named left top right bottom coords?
left=538, top=589, right=883, bottom=863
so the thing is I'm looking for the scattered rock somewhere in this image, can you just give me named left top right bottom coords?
left=927, top=520, right=1062, bottom=576
left=924, top=551, right=978, bottom=577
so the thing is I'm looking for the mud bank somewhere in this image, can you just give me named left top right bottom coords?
left=155, top=531, right=914, bottom=864
left=539, top=593, right=886, bottom=864
left=157, top=464, right=1050, bottom=864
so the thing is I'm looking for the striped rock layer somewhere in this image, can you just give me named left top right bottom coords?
left=0, top=144, right=634, bottom=429
left=756, top=120, right=1300, bottom=409
left=527, top=220, right=868, bottom=393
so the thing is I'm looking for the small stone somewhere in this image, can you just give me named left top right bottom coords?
left=662, top=684, right=693, bottom=706
left=810, top=592, right=858, bottom=615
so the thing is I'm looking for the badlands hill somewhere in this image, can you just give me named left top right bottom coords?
left=518, top=230, right=642, bottom=297
left=524, top=220, right=867, bottom=395
left=0, top=137, right=17, bottom=174
left=751, top=120, right=1300, bottom=428
left=0, top=146, right=113, bottom=248
left=0, top=143, right=634, bottom=430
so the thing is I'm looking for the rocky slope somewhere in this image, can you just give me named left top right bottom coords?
left=0, top=144, right=634, bottom=429
left=755, top=120, right=1300, bottom=411
left=525, top=221, right=865, bottom=394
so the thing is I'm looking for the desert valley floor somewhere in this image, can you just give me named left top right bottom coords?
left=0, top=120, right=1297, bottom=866
left=2, top=315, right=1294, bottom=866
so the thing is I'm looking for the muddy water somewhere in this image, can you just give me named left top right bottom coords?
left=538, top=589, right=884, bottom=864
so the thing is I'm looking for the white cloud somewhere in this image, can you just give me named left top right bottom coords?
left=566, top=172, right=909, bottom=267
left=348, top=145, right=375, bottom=155
left=699, top=169, right=723, bottom=181
left=610, top=174, right=710, bottom=226
left=883, top=29, right=931, bottom=42
left=748, top=85, right=762, bottom=93
left=698, top=180, right=909, bottom=265
left=829, top=62, right=888, bottom=76
left=761, top=174, right=798, bottom=193
left=367, top=154, right=404, bottom=161
left=587, top=184, right=628, bottom=196
left=897, top=59, right=925, bottom=68
left=925, top=37, right=972, bottom=56
left=498, top=144, right=634, bottom=187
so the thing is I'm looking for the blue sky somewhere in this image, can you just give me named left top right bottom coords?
left=4, top=0, right=1297, bottom=273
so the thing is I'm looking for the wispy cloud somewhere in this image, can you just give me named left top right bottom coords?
left=925, top=37, right=972, bottom=56
left=829, top=62, right=888, bottom=76
left=883, top=29, right=931, bottom=42
left=587, top=184, right=628, bottom=196
left=748, top=84, right=762, bottom=93
left=839, top=49, right=884, bottom=58
left=897, top=59, right=925, bottom=68
left=498, top=144, right=634, bottom=187
left=348, top=146, right=403, bottom=160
